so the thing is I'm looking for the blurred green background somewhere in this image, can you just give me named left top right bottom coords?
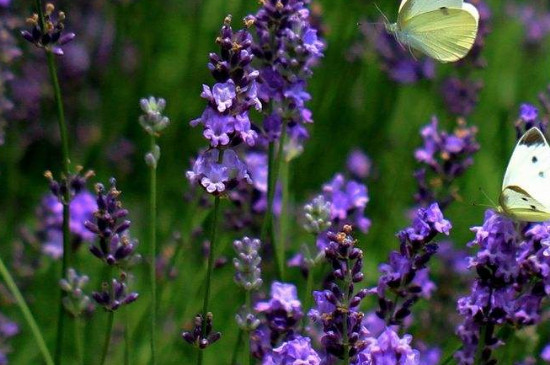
left=1, top=0, right=550, bottom=363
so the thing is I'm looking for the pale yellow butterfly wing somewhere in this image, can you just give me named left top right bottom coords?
left=398, top=5, right=479, bottom=62
left=398, top=0, right=465, bottom=23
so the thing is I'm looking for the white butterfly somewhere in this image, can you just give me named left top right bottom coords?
left=498, top=127, right=550, bottom=222
left=385, top=0, right=480, bottom=63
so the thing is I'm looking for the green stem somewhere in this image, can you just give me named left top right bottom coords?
left=100, top=312, right=115, bottom=365
left=244, top=291, right=252, bottom=365
left=230, top=329, right=243, bottom=365
left=279, top=155, right=290, bottom=270
left=35, top=0, right=73, bottom=361
left=261, top=123, right=288, bottom=280
left=124, top=306, right=130, bottom=365
left=0, top=257, right=54, bottom=365
left=74, top=317, right=84, bottom=365
left=149, top=134, right=157, bottom=365
left=197, top=191, right=222, bottom=365
left=302, top=265, right=314, bottom=331
left=474, top=326, right=486, bottom=365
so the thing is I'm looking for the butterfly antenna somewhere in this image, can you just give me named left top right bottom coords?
left=374, top=3, right=390, bottom=25
left=476, top=187, right=498, bottom=208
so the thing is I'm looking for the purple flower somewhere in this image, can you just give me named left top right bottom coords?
left=263, top=336, right=321, bottom=365
left=249, top=0, right=325, bottom=147
left=346, top=149, right=372, bottom=179
left=255, top=282, right=303, bottom=336
left=182, top=313, right=221, bottom=349
left=186, top=149, right=252, bottom=195
left=353, top=328, right=420, bottom=365
left=414, top=117, right=479, bottom=208
left=92, top=276, right=138, bottom=311
left=455, top=210, right=550, bottom=364
left=84, top=179, right=140, bottom=267
left=191, top=16, right=260, bottom=148
left=37, top=190, right=97, bottom=259
left=515, top=101, right=548, bottom=137
left=441, top=77, right=483, bottom=117
left=314, top=226, right=369, bottom=360
left=322, top=174, right=370, bottom=233
left=374, top=203, right=450, bottom=326
left=21, top=3, right=75, bottom=55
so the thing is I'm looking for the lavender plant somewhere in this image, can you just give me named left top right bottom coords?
left=84, top=178, right=139, bottom=364
left=246, top=0, right=325, bottom=279
left=139, top=95, right=170, bottom=364
left=185, top=15, right=258, bottom=364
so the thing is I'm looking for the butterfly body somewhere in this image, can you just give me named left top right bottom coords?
left=386, top=0, right=479, bottom=63
left=498, top=127, right=550, bottom=222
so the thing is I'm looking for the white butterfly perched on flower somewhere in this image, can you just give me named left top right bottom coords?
left=497, top=127, right=550, bottom=222
left=384, top=0, right=479, bottom=63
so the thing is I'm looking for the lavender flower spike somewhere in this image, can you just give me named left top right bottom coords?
left=139, top=96, right=170, bottom=136
left=92, top=275, right=138, bottom=312
left=84, top=178, right=140, bottom=267
left=182, top=313, right=221, bottom=349
left=233, top=237, right=263, bottom=291
left=59, top=268, right=92, bottom=317
left=263, top=336, right=321, bottom=365
left=21, top=3, right=75, bottom=55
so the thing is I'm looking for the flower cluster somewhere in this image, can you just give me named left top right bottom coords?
left=309, top=225, right=369, bottom=361
left=182, top=313, right=221, bottom=349
left=92, top=274, right=138, bottom=312
left=187, top=16, right=258, bottom=195
left=515, top=93, right=550, bottom=137
left=21, top=2, right=75, bottom=55
left=37, top=168, right=96, bottom=258
left=455, top=211, right=550, bottom=364
left=373, top=203, right=451, bottom=326
left=84, top=178, right=139, bottom=311
left=263, top=336, right=321, bottom=365
left=248, top=0, right=325, bottom=146
left=414, top=117, right=479, bottom=209
left=353, top=327, right=420, bottom=365
left=84, top=179, right=139, bottom=267
left=139, top=96, right=170, bottom=136
left=322, top=174, right=370, bottom=233
left=233, top=237, right=263, bottom=291
left=303, top=195, right=332, bottom=235
left=255, top=282, right=303, bottom=343
left=59, top=268, right=92, bottom=317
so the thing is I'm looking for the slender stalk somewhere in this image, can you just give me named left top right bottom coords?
left=74, top=317, right=84, bottom=365
left=197, top=192, right=221, bottom=365
left=0, top=257, right=54, bottom=365
left=35, top=0, right=73, bottom=361
left=244, top=291, right=252, bottom=365
left=474, top=324, right=487, bottom=365
left=230, top=329, right=243, bottom=365
left=149, top=134, right=158, bottom=365
left=124, top=306, right=130, bottom=365
left=302, top=265, right=314, bottom=330
left=261, top=123, right=288, bottom=280
left=100, top=312, right=115, bottom=365
left=279, top=156, right=290, bottom=269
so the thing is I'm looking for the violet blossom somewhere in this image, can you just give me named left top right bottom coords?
left=414, top=117, right=479, bottom=209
